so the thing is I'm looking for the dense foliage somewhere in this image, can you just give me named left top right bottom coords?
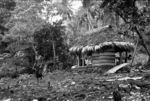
left=34, top=23, right=71, bottom=70
left=0, top=0, right=74, bottom=77
left=0, top=0, right=16, bottom=53
left=100, top=0, right=150, bottom=59
left=0, top=0, right=16, bottom=26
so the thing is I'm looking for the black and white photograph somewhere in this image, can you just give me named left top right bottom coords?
left=0, top=0, right=150, bottom=100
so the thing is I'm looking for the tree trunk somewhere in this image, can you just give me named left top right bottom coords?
left=115, top=13, right=119, bottom=27
left=131, top=37, right=139, bottom=66
left=32, top=45, right=38, bottom=69
left=52, top=40, right=56, bottom=68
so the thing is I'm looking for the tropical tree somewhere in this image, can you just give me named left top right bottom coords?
left=2, top=0, right=46, bottom=69
left=34, top=22, right=70, bottom=71
left=99, top=0, right=150, bottom=61
left=67, top=0, right=122, bottom=39
left=6, top=0, right=74, bottom=71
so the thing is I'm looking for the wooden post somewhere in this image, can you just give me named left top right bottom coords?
left=119, top=52, right=122, bottom=64
left=77, top=55, right=80, bottom=66
left=82, top=54, right=85, bottom=66
left=79, top=54, right=82, bottom=66
left=125, top=51, right=128, bottom=63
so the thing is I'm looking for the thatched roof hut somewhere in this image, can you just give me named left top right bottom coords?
left=70, top=25, right=135, bottom=67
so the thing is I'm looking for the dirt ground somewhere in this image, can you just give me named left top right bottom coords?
left=0, top=69, right=150, bottom=101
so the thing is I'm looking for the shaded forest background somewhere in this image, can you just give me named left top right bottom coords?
left=0, top=0, right=150, bottom=77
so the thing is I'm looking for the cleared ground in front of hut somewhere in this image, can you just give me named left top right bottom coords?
left=0, top=68, right=150, bottom=101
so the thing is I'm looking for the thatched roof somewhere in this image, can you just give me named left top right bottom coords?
left=72, top=25, right=132, bottom=46
left=70, top=25, right=134, bottom=54
left=69, top=41, right=134, bottom=54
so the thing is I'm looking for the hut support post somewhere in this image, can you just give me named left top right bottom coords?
left=82, top=55, right=85, bottom=66
left=77, top=54, right=82, bottom=66
left=125, top=51, right=128, bottom=63
left=77, top=55, right=80, bottom=66
left=119, top=52, right=122, bottom=64
left=75, top=55, right=79, bottom=66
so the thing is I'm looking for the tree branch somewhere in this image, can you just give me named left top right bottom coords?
left=14, top=4, right=36, bottom=18
left=134, top=27, right=150, bottom=57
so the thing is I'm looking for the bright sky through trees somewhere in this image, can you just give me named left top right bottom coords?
left=38, top=0, right=82, bottom=24
left=70, top=0, right=82, bottom=14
